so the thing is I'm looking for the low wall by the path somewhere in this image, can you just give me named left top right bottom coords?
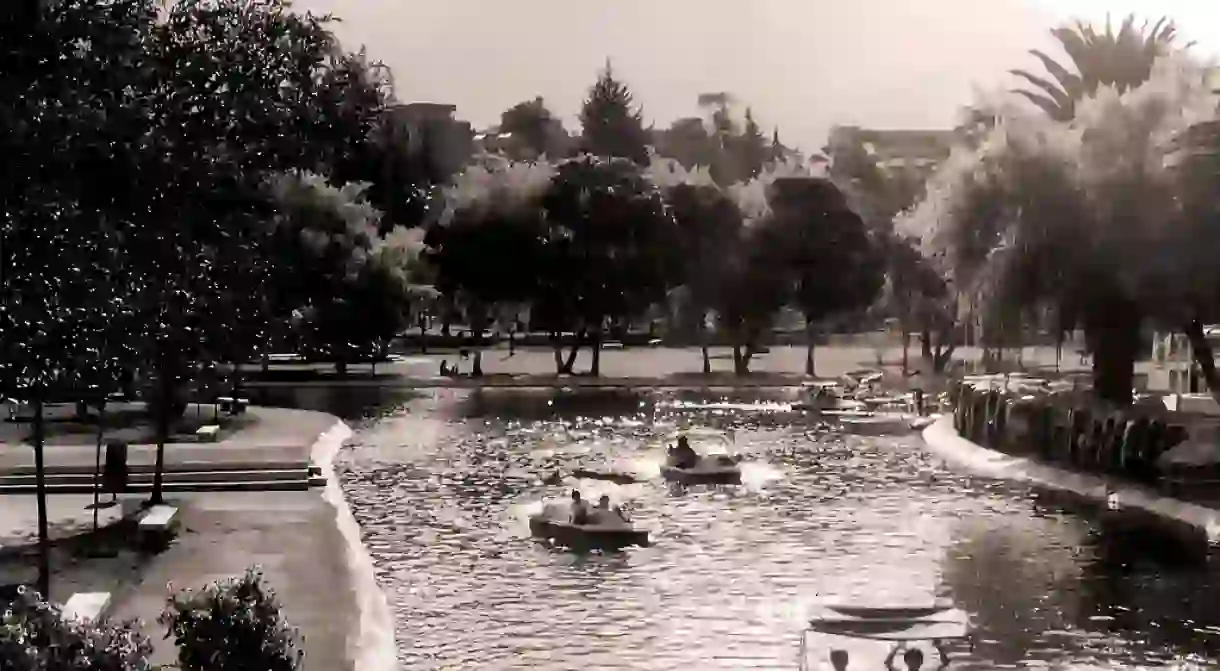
left=921, top=415, right=1220, bottom=551
left=310, top=422, right=399, bottom=671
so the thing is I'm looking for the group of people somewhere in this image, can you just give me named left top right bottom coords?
left=568, top=490, right=628, bottom=526
left=828, top=641, right=950, bottom=670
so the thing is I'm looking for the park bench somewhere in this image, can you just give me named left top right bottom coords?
left=216, top=396, right=249, bottom=416
left=3, top=397, right=30, bottom=421
left=62, top=592, right=111, bottom=623
left=138, top=505, right=180, bottom=551
left=195, top=424, right=220, bottom=443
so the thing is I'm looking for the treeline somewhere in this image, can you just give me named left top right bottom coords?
left=428, top=64, right=892, bottom=377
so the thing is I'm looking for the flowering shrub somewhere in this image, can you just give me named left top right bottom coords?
left=158, top=568, right=302, bottom=671
left=0, top=586, right=152, bottom=671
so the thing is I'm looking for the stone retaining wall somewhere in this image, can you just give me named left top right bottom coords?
left=949, top=379, right=1199, bottom=495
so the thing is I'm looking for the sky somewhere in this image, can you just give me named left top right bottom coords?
left=291, top=0, right=1220, bottom=153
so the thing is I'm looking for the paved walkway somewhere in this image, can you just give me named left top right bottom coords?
left=0, top=406, right=335, bottom=473
left=0, top=491, right=359, bottom=671
left=106, top=491, right=359, bottom=671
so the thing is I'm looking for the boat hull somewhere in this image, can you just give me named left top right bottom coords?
left=528, top=517, right=650, bottom=549
left=659, top=464, right=742, bottom=485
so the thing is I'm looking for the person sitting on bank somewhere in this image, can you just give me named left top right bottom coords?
left=669, top=435, right=699, bottom=469
left=569, top=490, right=591, bottom=525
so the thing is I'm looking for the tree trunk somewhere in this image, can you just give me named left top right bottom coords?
left=472, top=350, right=483, bottom=377
left=561, top=330, right=584, bottom=374
left=1084, top=298, right=1140, bottom=406
left=732, top=328, right=754, bottom=375
left=701, top=345, right=711, bottom=375
left=590, top=329, right=602, bottom=377
left=802, top=317, right=817, bottom=377
left=149, top=351, right=171, bottom=505
left=901, top=329, right=910, bottom=376
left=1184, top=319, right=1220, bottom=405
left=336, top=360, right=347, bottom=376
left=921, top=329, right=933, bottom=361
left=418, top=314, right=428, bottom=354
left=92, top=398, right=107, bottom=533
left=552, top=333, right=565, bottom=374
left=33, top=396, right=50, bottom=598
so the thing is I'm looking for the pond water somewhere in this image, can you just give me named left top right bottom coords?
left=264, top=386, right=1220, bottom=670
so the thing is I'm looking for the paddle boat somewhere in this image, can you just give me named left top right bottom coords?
left=793, top=382, right=867, bottom=413
left=570, top=468, right=639, bottom=485
left=657, top=428, right=743, bottom=484
left=799, top=601, right=971, bottom=670
left=528, top=501, right=650, bottom=550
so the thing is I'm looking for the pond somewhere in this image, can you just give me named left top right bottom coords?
left=267, top=385, right=1220, bottom=670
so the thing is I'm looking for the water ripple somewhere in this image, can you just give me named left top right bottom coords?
left=336, top=388, right=1220, bottom=670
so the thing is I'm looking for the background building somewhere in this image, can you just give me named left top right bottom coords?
left=382, top=102, right=475, bottom=182
left=826, top=125, right=958, bottom=183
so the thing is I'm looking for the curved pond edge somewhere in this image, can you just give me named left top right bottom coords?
left=921, top=415, right=1220, bottom=543
left=311, top=421, right=400, bottom=671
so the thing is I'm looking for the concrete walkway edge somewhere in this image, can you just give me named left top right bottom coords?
left=310, top=422, right=399, bottom=671
left=920, top=415, right=1220, bottom=541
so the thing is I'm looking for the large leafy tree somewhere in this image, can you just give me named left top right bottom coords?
left=1011, top=14, right=1186, bottom=121
left=0, top=0, right=156, bottom=596
left=426, top=157, right=555, bottom=343
left=579, top=62, right=651, bottom=165
left=499, top=97, right=569, bottom=160
left=651, top=168, right=743, bottom=372
left=538, top=155, right=678, bottom=374
left=771, top=177, right=885, bottom=376
left=904, top=54, right=1215, bottom=404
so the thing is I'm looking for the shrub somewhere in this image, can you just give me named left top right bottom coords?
left=0, top=586, right=152, bottom=671
left=158, top=568, right=303, bottom=671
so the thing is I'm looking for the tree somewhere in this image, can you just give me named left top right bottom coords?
left=1011, top=14, right=1186, bottom=121
left=0, top=0, right=155, bottom=596
left=579, top=62, right=650, bottom=165
left=649, top=160, right=743, bottom=372
left=427, top=157, right=555, bottom=349
left=771, top=178, right=885, bottom=376
left=499, top=97, right=568, bottom=160
left=735, top=108, right=769, bottom=180
left=538, top=155, right=678, bottom=374
left=711, top=219, right=791, bottom=375
left=882, top=237, right=958, bottom=373
left=266, top=171, right=429, bottom=373
left=903, top=53, right=1215, bottom=404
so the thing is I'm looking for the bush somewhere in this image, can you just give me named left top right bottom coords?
left=158, top=568, right=302, bottom=671
left=0, top=586, right=152, bottom=671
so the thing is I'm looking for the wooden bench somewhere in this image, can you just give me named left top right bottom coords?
left=62, top=592, right=111, bottom=623
left=216, top=396, right=249, bottom=416
left=138, top=505, right=180, bottom=551
left=195, top=424, right=220, bottom=443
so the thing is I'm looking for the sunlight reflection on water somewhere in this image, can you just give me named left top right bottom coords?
left=335, top=387, right=1220, bottom=671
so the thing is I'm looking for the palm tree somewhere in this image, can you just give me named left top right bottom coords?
left=1011, top=14, right=1188, bottom=121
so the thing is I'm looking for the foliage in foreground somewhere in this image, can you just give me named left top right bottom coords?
left=0, top=568, right=301, bottom=671
left=0, top=587, right=152, bottom=671
left=159, top=569, right=303, bottom=671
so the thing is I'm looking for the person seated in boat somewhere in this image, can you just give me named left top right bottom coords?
left=884, top=644, right=949, bottom=671
left=828, top=649, right=849, bottom=671
left=569, top=490, right=591, bottom=525
left=669, top=435, right=699, bottom=469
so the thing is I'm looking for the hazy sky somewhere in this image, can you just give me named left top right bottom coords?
left=292, top=0, right=1220, bottom=153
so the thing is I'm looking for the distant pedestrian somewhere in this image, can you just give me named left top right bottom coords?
left=829, top=649, right=849, bottom=670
